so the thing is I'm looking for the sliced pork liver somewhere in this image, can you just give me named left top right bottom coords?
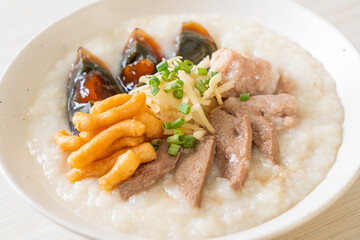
left=234, top=94, right=297, bottom=131
left=117, top=140, right=181, bottom=200
left=210, top=48, right=279, bottom=97
left=223, top=97, right=279, bottom=164
left=209, top=109, right=252, bottom=190
left=173, top=136, right=216, bottom=207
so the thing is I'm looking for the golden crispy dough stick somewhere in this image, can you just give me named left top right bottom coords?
left=90, top=93, right=154, bottom=116
left=99, top=150, right=140, bottom=191
left=98, top=136, right=145, bottom=159
left=90, top=94, right=132, bottom=114
left=54, top=130, right=85, bottom=152
left=79, top=128, right=105, bottom=143
left=72, top=92, right=146, bottom=131
left=142, top=104, right=155, bottom=116
left=134, top=112, right=164, bottom=139
left=67, top=120, right=145, bottom=169
left=67, top=143, right=156, bottom=183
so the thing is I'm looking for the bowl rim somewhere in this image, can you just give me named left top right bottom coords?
left=0, top=0, right=360, bottom=239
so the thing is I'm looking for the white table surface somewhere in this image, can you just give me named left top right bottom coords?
left=0, top=0, right=359, bottom=239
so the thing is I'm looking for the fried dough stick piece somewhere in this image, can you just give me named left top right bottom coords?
left=98, top=136, right=145, bottom=159
left=99, top=150, right=140, bottom=191
left=90, top=94, right=132, bottom=114
left=134, top=112, right=163, bottom=139
left=54, top=130, right=85, bottom=152
left=68, top=143, right=156, bottom=183
left=90, top=93, right=154, bottom=116
left=67, top=120, right=145, bottom=169
left=73, top=92, right=146, bottom=131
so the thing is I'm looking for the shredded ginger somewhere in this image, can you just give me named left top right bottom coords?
left=129, top=56, right=234, bottom=139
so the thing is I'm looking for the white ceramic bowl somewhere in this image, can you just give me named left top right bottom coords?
left=0, top=0, right=359, bottom=239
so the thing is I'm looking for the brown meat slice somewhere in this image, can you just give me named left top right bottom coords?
left=117, top=140, right=181, bottom=200
left=235, top=94, right=297, bottom=131
left=210, top=48, right=279, bottom=97
left=223, top=97, right=279, bottom=164
left=173, top=136, right=216, bottom=207
left=210, top=109, right=252, bottom=190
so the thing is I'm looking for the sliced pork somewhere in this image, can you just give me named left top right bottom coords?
left=210, top=109, right=252, bottom=190
left=234, top=94, right=297, bottom=131
left=117, top=140, right=181, bottom=200
left=223, top=98, right=279, bottom=164
left=210, top=47, right=279, bottom=97
left=173, top=136, right=216, bottom=207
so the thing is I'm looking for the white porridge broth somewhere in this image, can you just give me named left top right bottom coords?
left=26, top=15, right=344, bottom=239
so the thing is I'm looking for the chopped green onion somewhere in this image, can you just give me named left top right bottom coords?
left=149, top=76, right=160, bottom=87
left=183, top=136, right=196, bottom=148
left=183, top=60, right=194, bottom=68
left=240, top=93, right=250, bottom=101
left=150, top=85, right=160, bottom=96
left=161, top=69, right=170, bottom=81
left=171, top=79, right=184, bottom=89
left=179, top=102, right=191, bottom=114
left=168, top=143, right=181, bottom=156
left=167, top=133, right=186, bottom=145
left=151, top=139, right=163, bottom=146
left=173, top=89, right=184, bottom=99
left=164, top=84, right=174, bottom=94
left=202, top=78, right=210, bottom=85
left=162, top=122, right=173, bottom=129
left=156, top=60, right=168, bottom=72
left=171, top=117, right=185, bottom=129
left=195, top=81, right=208, bottom=96
left=173, top=129, right=182, bottom=135
left=174, top=65, right=181, bottom=73
left=195, top=67, right=208, bottom=76
left=153, top=145, right=159, bottom=151
left=167, top=70, right=176, bottom=82
left=176, top=60, right=191, bottom=74
left=211, top=71, right=218, bottom=77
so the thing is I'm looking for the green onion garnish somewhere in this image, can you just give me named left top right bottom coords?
left=161, top=69, right=170, bottom=81
left=183, top=60, right=194, bottom=68
left=167, top=133, right=186, bottom=145
left=179, top=102, right=191, bottom=114
left=174, top=65, right=181, bottom=73
left=168, top=143, right=181, bottom=156
left=156, top=60, right=168, bottom=72
left=173, top=129, right=182, bottom=135
left=173, top=89, right=184, bottom=99
left=164, top=84, right=174, bottom=94
left=202, top=78, right=210, bottom=85
left=183, top=136, right=196, bottom=148
left=153, top=145, right=159, bottom=150
left=171, top=79, right=184, bottom=89
left=240, top=93, right=250, bottom=101
left=167, top=70, right=176, bottom=82
left=151, top=139, right=163, bottom=146
left=211, top=71, right=218, bottom=77
left=176, top=60, right=191, bottom=74
left=150, top=85, right=160, bottom=96
left=162, top=122, right=173, bottom=129
left=149, top=76, right=160, bottom=87
left=171, top=117, right=185, bottom=129
left=195, top=67, right=208, bottom=76
left=195, top=81, right=208, bottom=96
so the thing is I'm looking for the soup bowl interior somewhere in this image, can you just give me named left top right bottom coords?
left=0, top=0, right=359, bottom=239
